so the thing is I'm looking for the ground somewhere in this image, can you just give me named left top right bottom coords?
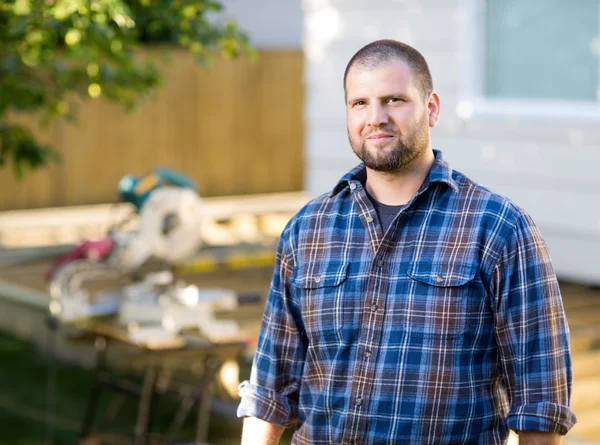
left=0, top=330, right=299, bottom=445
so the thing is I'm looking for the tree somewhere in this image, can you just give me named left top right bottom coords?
left=0, top=0, right=255, bottom=176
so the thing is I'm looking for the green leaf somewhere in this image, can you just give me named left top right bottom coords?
left=0, top=124, right=61, bottom=178
left=13, top=0, right=31, bottom=16
left=0, top=0, right=255, bottom=176
left=8, top=16, right=29, bottom=36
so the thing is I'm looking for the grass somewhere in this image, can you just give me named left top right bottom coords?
left=0, top=330, right=294, bottom=445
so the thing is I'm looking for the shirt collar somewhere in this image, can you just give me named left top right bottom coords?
left=329, top=149, right=458, bottom=197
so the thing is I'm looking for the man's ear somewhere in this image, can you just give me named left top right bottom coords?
left=427, top=92, right=441, bottom=128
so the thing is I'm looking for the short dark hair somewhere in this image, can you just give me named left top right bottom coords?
left=343, top=39, right=434, bottom=100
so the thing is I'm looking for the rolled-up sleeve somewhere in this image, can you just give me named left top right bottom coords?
left=493, top=211, right=577, bottom=434
left=237, top=227, right=306, bottom=426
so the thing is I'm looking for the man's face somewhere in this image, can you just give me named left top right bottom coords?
left=345, top=59, right=434, bottom=173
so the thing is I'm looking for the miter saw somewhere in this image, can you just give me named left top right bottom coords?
left=46, top=168, right=240, bottom=344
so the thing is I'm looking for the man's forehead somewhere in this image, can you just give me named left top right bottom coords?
left=346, top=59, right=416, bottom=95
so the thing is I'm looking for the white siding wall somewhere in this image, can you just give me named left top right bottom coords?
left=221, top=0, right=303, bottom=48
left=303, top=0, right=600, bottom=284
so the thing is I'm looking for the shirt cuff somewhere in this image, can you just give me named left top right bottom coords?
left=236, top=380, right=297, bottom=427
left=507, top=402, right=577, bottom=435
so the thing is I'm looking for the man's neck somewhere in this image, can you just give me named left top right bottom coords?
left=364, top=149, right=435, bottom=206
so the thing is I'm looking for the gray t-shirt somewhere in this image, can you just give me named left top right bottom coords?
left=365, top=189, right=405, bottom=233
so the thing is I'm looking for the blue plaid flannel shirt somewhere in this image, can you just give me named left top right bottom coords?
left=238, top=150, right=576, bottom=444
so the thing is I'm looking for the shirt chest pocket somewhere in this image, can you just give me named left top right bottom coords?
left=291, top=262, right=353, bottom=344
left=405, top=260, right=487, bottom=337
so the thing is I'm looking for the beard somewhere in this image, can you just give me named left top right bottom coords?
left=348, top=113, right=430, bottom=173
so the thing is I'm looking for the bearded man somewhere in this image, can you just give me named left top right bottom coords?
left=237, top=39, right=577, bottom=445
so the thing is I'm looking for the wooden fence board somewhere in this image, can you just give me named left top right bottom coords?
left=0, top=49, right=304, bottom=210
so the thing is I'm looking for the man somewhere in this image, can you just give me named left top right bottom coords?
left=237, top=40, right=576, bottom=444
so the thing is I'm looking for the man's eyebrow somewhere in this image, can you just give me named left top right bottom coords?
left=346, top=96, right=366, bottom=104
left=383, top=93, right=411, bottom=100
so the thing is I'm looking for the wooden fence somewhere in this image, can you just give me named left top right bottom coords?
left=0, top=50, right=304, bottom=210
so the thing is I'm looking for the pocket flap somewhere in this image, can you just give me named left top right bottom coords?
left=407, top=260, right=477, bottom=287
left=292, top=262, right=349, bottom=289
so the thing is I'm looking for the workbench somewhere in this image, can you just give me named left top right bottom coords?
left=62, top=318, right=246, bottom=445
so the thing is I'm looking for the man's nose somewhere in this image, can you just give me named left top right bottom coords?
left=367, top=103, right=388, bottom=126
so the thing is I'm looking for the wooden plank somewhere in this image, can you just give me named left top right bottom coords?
left=572, top=376, right=600, bottom=412
left=0, top=191, right=308, bottom=248
left=568, top=409, right=600, bottom=441
left=572, top=350, right=600, bottom=380
left=0, top=192, right=307, bottom=226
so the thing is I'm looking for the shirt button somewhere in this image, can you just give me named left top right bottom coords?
left=364, top=350, right=372, bottom=358
left=350, top=183, right=357, bottom=190
left=436, top=275, right=444, bottom=283
left=314, top=277, right=321, bottom=284
left=356, top=397, right=363, bottom=406
left=366, top=216, right=374, bottom=223
left=371, top=304, right=378, bottom=312
left=377, top=260, right=384, bottom=268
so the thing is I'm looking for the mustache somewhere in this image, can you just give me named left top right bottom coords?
left=363, top=129, right=399, bottom=138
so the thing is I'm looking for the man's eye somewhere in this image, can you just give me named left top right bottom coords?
left=354, top=101, right=366, bottom=107
left=388, top=97, right=404, bottom=103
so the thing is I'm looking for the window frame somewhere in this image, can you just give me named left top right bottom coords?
left=458, top=0, right=600, bottom=122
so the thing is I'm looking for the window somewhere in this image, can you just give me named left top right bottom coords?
left=459, top=0, right=600, bottom=120
left=485, top=0, right=600, bottom=102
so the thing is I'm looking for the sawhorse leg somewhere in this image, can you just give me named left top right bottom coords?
left=195, top=356, right=221, bottom=444
left=79, top=337, right=108, bottom=442
left=134, top=365, right=158, bottom=445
